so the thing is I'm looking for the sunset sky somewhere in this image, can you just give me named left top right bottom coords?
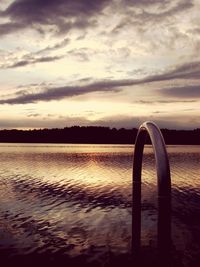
left=0, top=0, right=200, bottom=129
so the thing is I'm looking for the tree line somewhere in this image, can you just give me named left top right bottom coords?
left=0, top=126, right=199, bottom=144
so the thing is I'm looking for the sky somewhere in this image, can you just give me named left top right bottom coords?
left=0, top=0, right=200, bottom=130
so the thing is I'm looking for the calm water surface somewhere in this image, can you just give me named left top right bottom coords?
left=0, top=144, right=200, bottom=266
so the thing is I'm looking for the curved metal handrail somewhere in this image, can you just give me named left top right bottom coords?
left=132, top=121, right=171, bottom=262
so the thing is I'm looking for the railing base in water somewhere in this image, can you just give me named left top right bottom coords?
left=132, top=121, right=171, bottom=266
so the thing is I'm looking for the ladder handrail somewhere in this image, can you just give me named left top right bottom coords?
left=132, top=121, right=171, bottom=262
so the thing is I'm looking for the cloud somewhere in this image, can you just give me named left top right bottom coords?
left=27, top=113, right=40, bottom=117
left=136, top=0, right=193, bottom=22
left=1, top=0, right=194, bottom=37
left=111, top=0, right=195, bottom=54
left=14, top=55, right=63, bottom=67
left=0, top=0, right=110, bottom=36
left=123, top=0, right=169, bottom=5
left=2, top=55, right=63, bottom=69
left=0, top=116, right=90, bottom=129
left=0, top=80, right=122, bottom=104
left=0, top=37, right=70, bottom=69
left=92, top=114, right=200, bottom=130
left=36, top=38, right=70, bottom=54
left=131, top=60, right=200, bottom=83
left=0, top=113, right=198, bottom=130
left=0, top=60, right=200, bottom=104
left=112, top=0, right=194, bottom=31
left=0, top=21, right=24, bottom=35
left=68, top=48, right=92, bottom=62
left=137, top=99, right=197, bottom=104
left=161, top=85, right=200, bottom=98
left=164, top=61, right=200, bottom=80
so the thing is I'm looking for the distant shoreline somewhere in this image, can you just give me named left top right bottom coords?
left=0, top=126, right=199, bottom=145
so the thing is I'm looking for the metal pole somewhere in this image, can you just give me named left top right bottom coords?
left=132, top=121, right=171, bottom=265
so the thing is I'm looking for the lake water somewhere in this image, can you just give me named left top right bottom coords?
left=0, top=144, right=200, bottom=266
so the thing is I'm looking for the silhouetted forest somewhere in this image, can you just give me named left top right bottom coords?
left=0, top=126, right=199, bottom=144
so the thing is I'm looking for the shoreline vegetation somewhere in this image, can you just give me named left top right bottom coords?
left=0, top=126, right=200, bottom=144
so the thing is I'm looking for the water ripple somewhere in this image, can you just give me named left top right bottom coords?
left=0, top=144, right=200, bottom=266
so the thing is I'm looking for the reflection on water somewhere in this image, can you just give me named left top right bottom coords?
left=0, top=144, right=200, bottom=266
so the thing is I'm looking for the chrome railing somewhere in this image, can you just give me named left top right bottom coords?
left=132, top=121, right=171, bottom=265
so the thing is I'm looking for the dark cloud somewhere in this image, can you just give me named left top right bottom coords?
left=1, top=0, right=110, bottom=35
left=0, top=60, right=200, bottom=104
left=128, top=60, right=200, bottom=84
left=134, top=60, right=200, bottom=82
left=3, top=55, right=63, bottom=69
left=161, top=85, right=200, bottom=98
left=0, top=21, right=24, bottom=35
left=0, top=80, right=122, bottom=104
left=189, top=28, right=200, bottom=35
left=0, top=0, right=194, bottom=37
